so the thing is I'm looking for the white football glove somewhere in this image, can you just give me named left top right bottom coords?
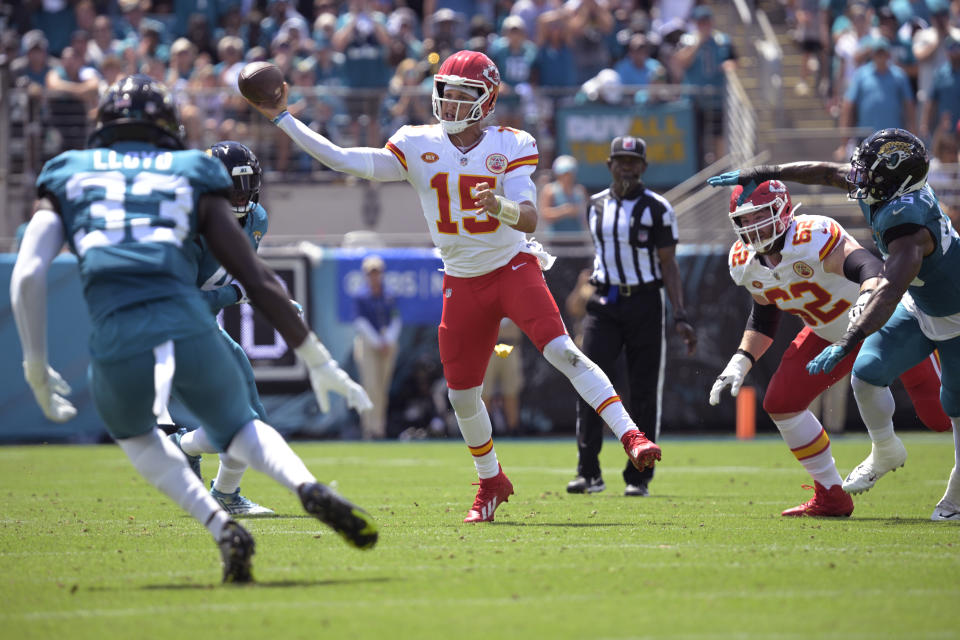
left=295, top=333, right=373, bottom=413
left=23, top=361, right=77, bottom=422
left=847, top=289, right=873, bottom=329
left=708, top=353, right=753, bottom=406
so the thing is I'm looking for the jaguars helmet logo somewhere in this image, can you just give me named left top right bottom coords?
left=876, top=141, right=915, bottom=170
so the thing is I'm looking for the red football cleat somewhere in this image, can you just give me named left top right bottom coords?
left=621, top=430, right=661, bottom=471
left=463, top=466, right=514, bottom=523
left=781, top=482, right=854, bottom=517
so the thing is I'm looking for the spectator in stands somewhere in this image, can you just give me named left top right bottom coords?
left=135, top=20, right=170, bottom=64
left=891, top=0, right=933, bottom=30
left=840, top=36, right=916, bottom=153
left=532, top=9, right=577, bottom=89
left=117, top=0, right=147, bottom=44
left=576, top=67, right=623, bottom=105
left=424, top=8, right=465, bottom=62
left=510, top=0, right=558, bottom=38
left=98, top=55, right=125, bottom=93
left=875, top=6, right=917, bottom=92
left=829, top=3, right=873, bottom=110
left=12, top=31, right=52, bottom=90
left=386, top=7, right=424, bottom=68
left=334, top=0, right=392, bottom=145
left=614, top=33, right=665, bottom=91
left=313, top=12, right=338, bottom=46
left=314, top=0, right=339, bottom=18
left=923, top=37, right=960, bottom=141
left=928, top=121, right=960, bottom=224
left=260, top=0, right=310, bottom=51
left=167, top=38, right=196, bottom=93
left=187, top=14, right=217, bottom=61
left=489, top=15, right=538, bottom=129
left=352, top=255, right=401, bottom=441
left=913, top=1, right=960, bottom=112
left=74, top=0, right=96, bottom=35
left=312, top=37, right=347, bottom=86
left=31, top=0, right=77, bottom=56
left=140, top=56, right=167, bottom=84
left=673, top=4, right=736, bottom=164
left=68, top=30, right=93, bottom=68
left=88, top=16, right=122, bottom=68
left=567, top=0, right=616, bottom=84
left=538, top=154, right=588, bottom=236
left=46, top=46, right=100, bottom=152
left=792, top=0, right=824, bottom=96
left=656, top=18, right=688, bottom=83
left=243, top=9, right=266, bottom=53
left=213, top=4, right=245, bottom=43
left=216, top=36, right=246, bottom=90
left=380, top=58, right=432, bottom=133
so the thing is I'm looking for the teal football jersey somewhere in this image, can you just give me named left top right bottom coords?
left=194, top=202, right=268, bottom=291
left=858, top=184, right=960, bottom=316
left=36, top=142, right=233, bottom=360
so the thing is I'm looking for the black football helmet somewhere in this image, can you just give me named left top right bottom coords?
left=87, top=74, right=185, bottom=150
left=847, top=128, right=929, bottom=205
left=207, top=141, right=262, bottom=217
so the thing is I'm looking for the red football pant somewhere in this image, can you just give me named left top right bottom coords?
left=763, top=326, right=950, bottom=432
left=439, top=252, right=567, bottom=390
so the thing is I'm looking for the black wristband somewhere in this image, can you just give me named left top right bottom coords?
left=746, top=164, right=782, bottom=184
left=735, top=348, right=756, bottom=366
left=837, top=326, right=866, bottom=351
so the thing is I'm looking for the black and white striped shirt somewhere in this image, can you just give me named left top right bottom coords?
left=587, top=185, right=679, bottom=287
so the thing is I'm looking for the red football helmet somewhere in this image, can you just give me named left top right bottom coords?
left=432, top=50, right=501, bottom=134
left=728, top=179, right=798, bottom=253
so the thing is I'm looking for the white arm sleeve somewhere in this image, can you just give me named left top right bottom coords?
left=503, top=171, right=536, bottom=205
left=275, top=113, right=406, bottom=182
left=10, top=210, right=66, bottom=366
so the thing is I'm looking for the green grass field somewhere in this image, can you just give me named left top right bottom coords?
left=1, top=434, right=958, bottom=640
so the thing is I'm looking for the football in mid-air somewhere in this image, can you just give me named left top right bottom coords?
left=238, top=62, right=285, bottom=106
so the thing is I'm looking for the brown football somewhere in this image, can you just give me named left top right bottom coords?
left=237, top=62, right=285, bottom=105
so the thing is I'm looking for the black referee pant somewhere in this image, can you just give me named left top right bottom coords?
left=575, top=284, right=664, bottom=487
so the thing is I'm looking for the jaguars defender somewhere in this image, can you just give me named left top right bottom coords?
left=167, top=141, right=275, bottom=517
left=708, top=128, right=960, bottom=521
left=10, top=75, right=377, bottom=584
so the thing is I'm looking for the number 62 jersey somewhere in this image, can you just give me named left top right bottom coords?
left=727, top=214, right=858, bottom=343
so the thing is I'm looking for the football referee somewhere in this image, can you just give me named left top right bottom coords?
left=566, top=136, right=697, bottom=497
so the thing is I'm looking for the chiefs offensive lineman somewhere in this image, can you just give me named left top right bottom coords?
left=709, top=180, right=949, bottom=517
left=245, top=50, right=661, bottom=522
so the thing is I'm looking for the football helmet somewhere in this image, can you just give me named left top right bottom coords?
left=847, top=128, right=929, bottom=204
left=207, top=141, right=262, bottom=217
left=432, top=50, right=500, bottom=134
left=729, top=179, right=797, bottom=254
left=87, top=74, right=185, bottom=150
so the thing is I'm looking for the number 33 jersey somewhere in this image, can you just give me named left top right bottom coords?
left=36, top=143, right=233, bottom=324
left=727, top=214, right=858, bottom=343
left=385, top=124, right=538, bottom=278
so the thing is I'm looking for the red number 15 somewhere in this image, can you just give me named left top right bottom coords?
left=430, top=172, right=500, bottom=235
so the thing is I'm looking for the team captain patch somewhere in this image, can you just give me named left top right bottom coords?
left=793, top=262, right=814, bottom=278
left=486, top=153, right=507, bottom=173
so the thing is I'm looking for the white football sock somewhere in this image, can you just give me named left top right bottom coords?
left=851, top=375, right=896, bottom=443
left=116, top=429, right=229, bottom=539
left=448, top=386, right=499, bottom=478
left=941, top=419, right=960, bottom=505
left=213, top=453, right=247, bottom=494
left=774, top=411, right=843, bottom=488
left=178, top=427, right=216, bottom=456
left=225, top=420, right=316, bottom=492
left=542, top=335, right=636, bottom=439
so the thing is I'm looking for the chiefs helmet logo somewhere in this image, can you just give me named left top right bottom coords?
left=751, top=280, right=763, bottom=289
left=486, top=153, right=507, bottom=173
left=766, top=180, right=787, bottom=193
left=253, top=231, right=263, bottom=242
left=793, top=262, right=814, bottom=278
left=482, top=63, right=500, bottom=86
left=421, top=152, right=439, bottom=163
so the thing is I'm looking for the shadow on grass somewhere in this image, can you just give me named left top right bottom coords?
left=491, top=521, right=640, bottom=527
left=86, top=576, right=396, bottom=591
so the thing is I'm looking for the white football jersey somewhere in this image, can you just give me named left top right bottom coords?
left=728, top=214, right=858, bottom=342
left=385, top=124, right=538, bottom=277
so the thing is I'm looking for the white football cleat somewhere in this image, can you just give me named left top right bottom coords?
left=842, top=435, right=907, bottom=494
left=931, top=499, right=960, bottom=521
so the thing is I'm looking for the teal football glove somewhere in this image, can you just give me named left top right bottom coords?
left=706, top=170, right=740, bottom=187
left=806, top=344, right=848, bottom=375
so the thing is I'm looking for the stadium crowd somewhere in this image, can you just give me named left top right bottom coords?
left=3, top=0, right=739, bottom=176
